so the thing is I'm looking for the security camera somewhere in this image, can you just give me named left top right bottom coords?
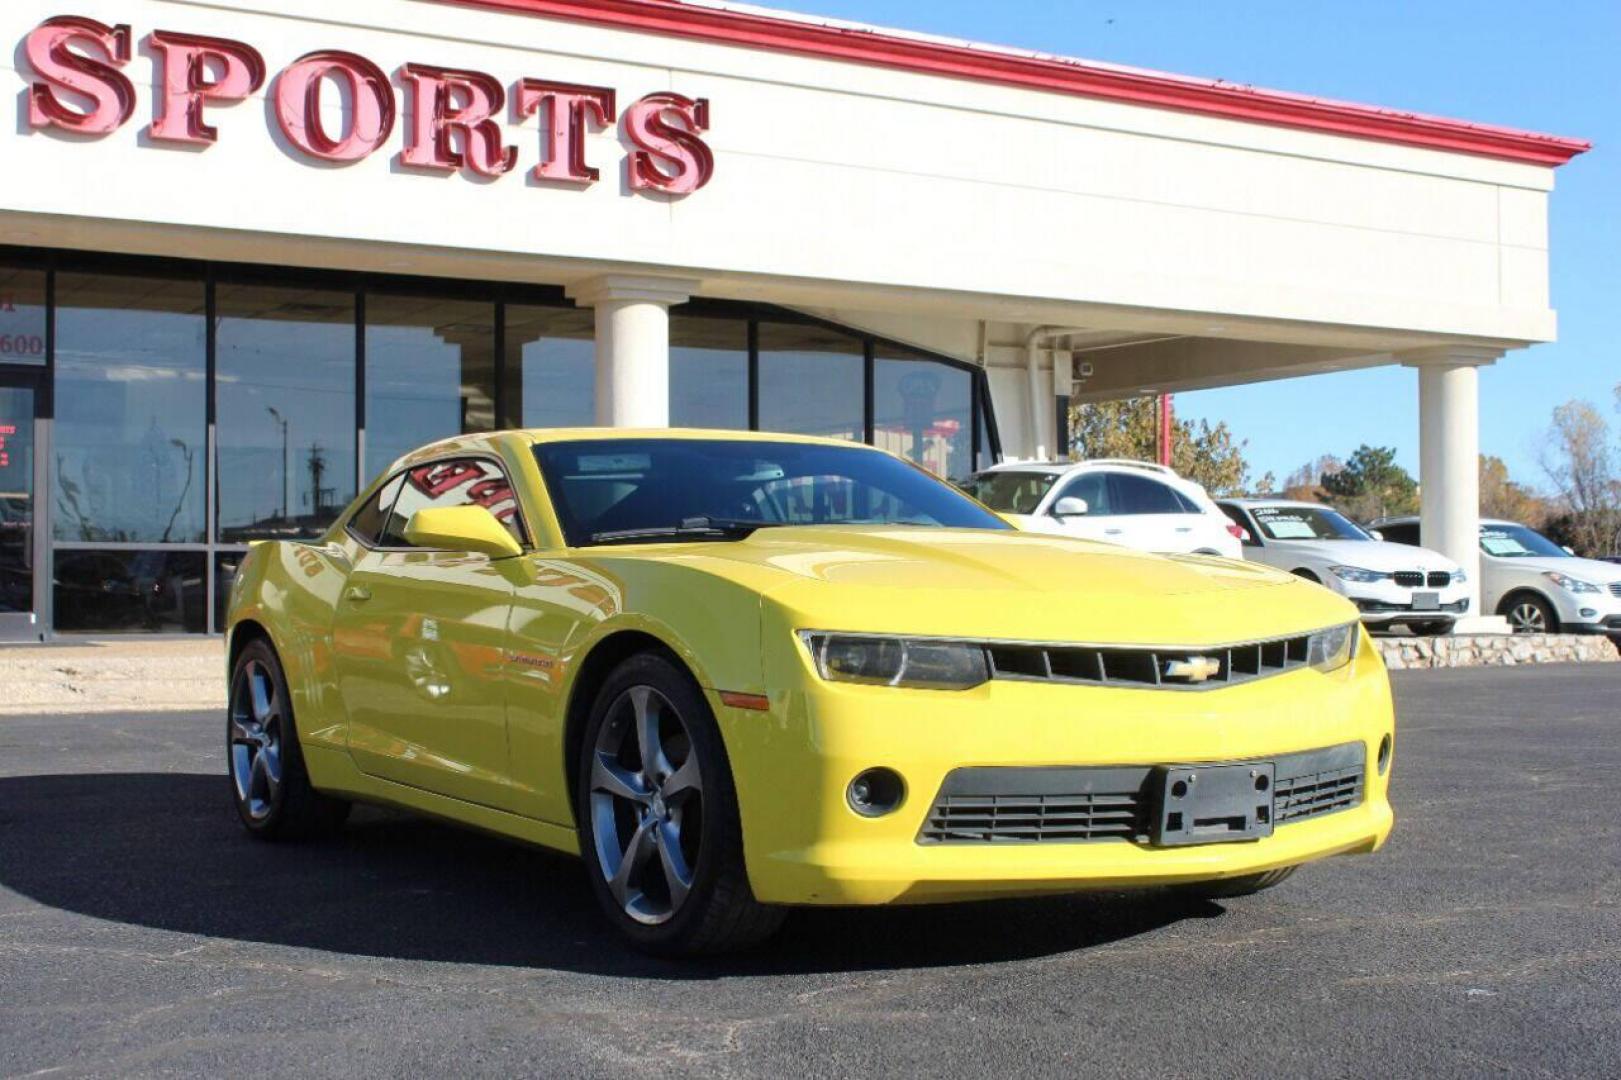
left=1075, top=360, right=1095, bottom=379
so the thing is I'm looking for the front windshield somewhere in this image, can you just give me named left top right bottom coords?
left=534, top=438, right=1012, bottom=546
left=1480, top=523, right=1568, bottom=558
left=1249, top=505, right=1371, bottom=541
left=958, top=471, right=1060, bottom=514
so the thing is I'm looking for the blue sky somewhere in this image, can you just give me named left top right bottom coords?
left=771, top=0, right=1618, bottom=488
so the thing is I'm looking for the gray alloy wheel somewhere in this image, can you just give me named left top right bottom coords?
left=230, top=657, right=285, bottom=823
left=588, top=685, right=703, bottom=926
left=226, top=638, right=350, bottom=839
left=1505, top=595, right=1555, bottom=634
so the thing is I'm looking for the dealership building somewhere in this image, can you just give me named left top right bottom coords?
left=0, top=0, right=1588, bottom=639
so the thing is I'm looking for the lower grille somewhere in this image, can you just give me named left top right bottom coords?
left=920, top=743, right=1365, bottom=844
left=1393, top=571, right=1424, bottom=588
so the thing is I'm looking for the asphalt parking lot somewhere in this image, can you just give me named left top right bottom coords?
left=2, top=665, right=1618, bottom=1078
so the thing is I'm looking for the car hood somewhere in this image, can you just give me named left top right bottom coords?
left=613, top=526, right=1357, bottom=644
left=1490, top=555, right=1621, bottom=583
left=1263, top=538, right=1459, bottom=572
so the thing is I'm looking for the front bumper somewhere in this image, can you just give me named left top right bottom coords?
left=1336, top=580, right=1470, bottom=624
left=717, top=631, right=1394, bottom=906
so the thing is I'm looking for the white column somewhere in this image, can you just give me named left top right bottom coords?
left=566, top=275, right=700, bottom=427
left=1400, top=346, right=1502, bottom=623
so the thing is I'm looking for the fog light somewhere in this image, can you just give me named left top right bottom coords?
left=847, top=767, right=906, bottom=817
left=1378, top=734, right=1393, bottom=776
left=1580, top=608, right=1598, bottom=619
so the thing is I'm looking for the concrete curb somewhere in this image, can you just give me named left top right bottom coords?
left=1376, top=633, right=1620, bottom=670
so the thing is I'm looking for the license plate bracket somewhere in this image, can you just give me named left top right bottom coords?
left=1412, top=591, right=1440, bottom=610
left=1153, top=762, right=1275, bottom=846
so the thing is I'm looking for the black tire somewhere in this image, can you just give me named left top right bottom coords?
left=1500, top=592, right=1558, bottom=635
left=1174, top=865, right=1298, bottom=901
left=575, top=650, right=785, bottom=956
left=228, top=638, right=351, bottom=840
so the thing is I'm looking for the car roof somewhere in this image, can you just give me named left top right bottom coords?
left=1221, top=498, right=1334, bottom=511
left=1370, top=515, right=1524, bottom=528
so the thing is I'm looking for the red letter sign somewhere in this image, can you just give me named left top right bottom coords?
left=274, top=51, right=396, bottom=163
left=23, top=16, right=136, bottom=136
left=397, top=64, right=516, bottom=177
left=513, top=79, right=615, bottom=184
left=147, top=30, right=267, bottom=144
left=624, top=93, right=714, bottom=195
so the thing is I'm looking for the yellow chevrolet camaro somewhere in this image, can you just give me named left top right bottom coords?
left=225, top=429, right=1394, bottom=954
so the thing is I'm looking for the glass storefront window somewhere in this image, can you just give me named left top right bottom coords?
left=0, top=266, right=47, bottom=367
left=670, top=314, right=747, bottom=429
left=504, top=304, right=594, bottom=428
left=54, top=548, right=206, bottom=633
left=874, top=346, right=974, bottom=480
left=54, top=273, right=207, bottom=543
left=216, top=284, right=357, bottom=542
left=364, top=293, right=496, bottom=481
left=757, top=322, right=864, bottom=441
left=213, top=551, right=245, bottom=634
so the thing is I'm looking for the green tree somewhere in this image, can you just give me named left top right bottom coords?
left=1479, top=454, right=1550, bottom=527
left=1068, top=397, right=1253, bottom=495
left=1320, top=445, right=1418, bottom=523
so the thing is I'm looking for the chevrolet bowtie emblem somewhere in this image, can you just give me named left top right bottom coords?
left=1164, top=656, right=1222, bottom=683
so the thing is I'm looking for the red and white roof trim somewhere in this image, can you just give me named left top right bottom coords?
left=432, top=0, right=1589, bottom=166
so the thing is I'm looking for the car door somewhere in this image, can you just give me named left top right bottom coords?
left=1106, top=472, right=1206, bottom=553
left=332, top=455, right=528, bottom=813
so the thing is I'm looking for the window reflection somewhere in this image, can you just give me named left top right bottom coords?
left=874, top=346, right=973, bottom=480
left=364, top=294, right=496, bottom=480
left=0, top=266, right=47, bottom=367
left=216, top=284, right=356, bottom=542
left=54, top=273, right=207, bottom=543
left=504, top=304, right=594, bottom=428
left=54, top=548, right=206, bottom=633
left=758, top=323, right=864, bottom=441
left=670, top=314, right=747, bottom=429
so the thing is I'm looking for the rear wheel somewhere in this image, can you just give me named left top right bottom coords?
left=575, top=651, right=784, bottom=956
left=228, top=638, right=350, bottom=839
left=1174, top=865, right=1298, bottom=901
left=1502, top=593, right=1557, bottom=634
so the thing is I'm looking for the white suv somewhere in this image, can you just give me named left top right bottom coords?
left=1374, top=516, right=1621, bottom=635
left=1219, top=499, right=1469, bottom=635
left=962, top=460, right=1243, bottom=558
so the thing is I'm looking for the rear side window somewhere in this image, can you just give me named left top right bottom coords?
left=347, top=475, right=404, bottom=546
left=1109, top=473, right=1185, bottom=515
left=1219, top=504, right=1261, bottom=547
left=381, top=458, right=527, bottom=549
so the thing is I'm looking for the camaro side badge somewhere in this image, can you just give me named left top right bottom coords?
left=1164, top=656, right=1222, bottom=683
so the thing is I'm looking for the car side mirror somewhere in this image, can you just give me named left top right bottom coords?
left=1369, top=529, right=1385, bottom=541
left=404, top=505, right=523, bottom=559
left=1052, top=496, right=1089, bottom=518
left=1563, top=546, right=1576, bottom=555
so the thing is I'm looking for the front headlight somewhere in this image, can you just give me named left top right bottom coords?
left=802, top=633, right=990, bottom=690
left=1543, top=571, right=1599, bottom=594
left=1329, top=565, right=1390, bottom=584
left=1452, top=568, right=1467, bottom=583
left=1307, top=622, right=1358, bottom=673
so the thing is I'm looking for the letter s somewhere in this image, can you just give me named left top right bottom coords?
left=625, top=93, right=713, bottom=195
left=24, top=16, right=136, bottom=136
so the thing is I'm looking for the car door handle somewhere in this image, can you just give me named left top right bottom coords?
left=345, top=585, right=372, bottom=603
left=1105, top=528, right=1124, bottom=535
left=1176, top=526, right=1194, bottom=533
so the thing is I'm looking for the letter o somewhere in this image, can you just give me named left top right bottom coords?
left=274, top=50, right=395, bottom=163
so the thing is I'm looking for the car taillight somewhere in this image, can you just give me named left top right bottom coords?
left=1226, top=523, right=1250, bottom=542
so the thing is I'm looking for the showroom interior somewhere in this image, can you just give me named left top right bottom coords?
left=0, top=0, right=1587, bottom=639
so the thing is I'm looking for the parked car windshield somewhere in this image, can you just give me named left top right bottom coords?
left=535, top=438, right=1013, bottom=546
left=958, top=470, right=1060, bottom=514
left=1480, top=523, right=1568, bottom=558
left=1248, top=504, right=1371, bottom=541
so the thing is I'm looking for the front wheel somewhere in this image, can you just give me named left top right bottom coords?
left=1502, top=593, right=1557, bottom=634
left=228, top=638, right=350, bottom=839
left=575, top=651, right=784, bottom=956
